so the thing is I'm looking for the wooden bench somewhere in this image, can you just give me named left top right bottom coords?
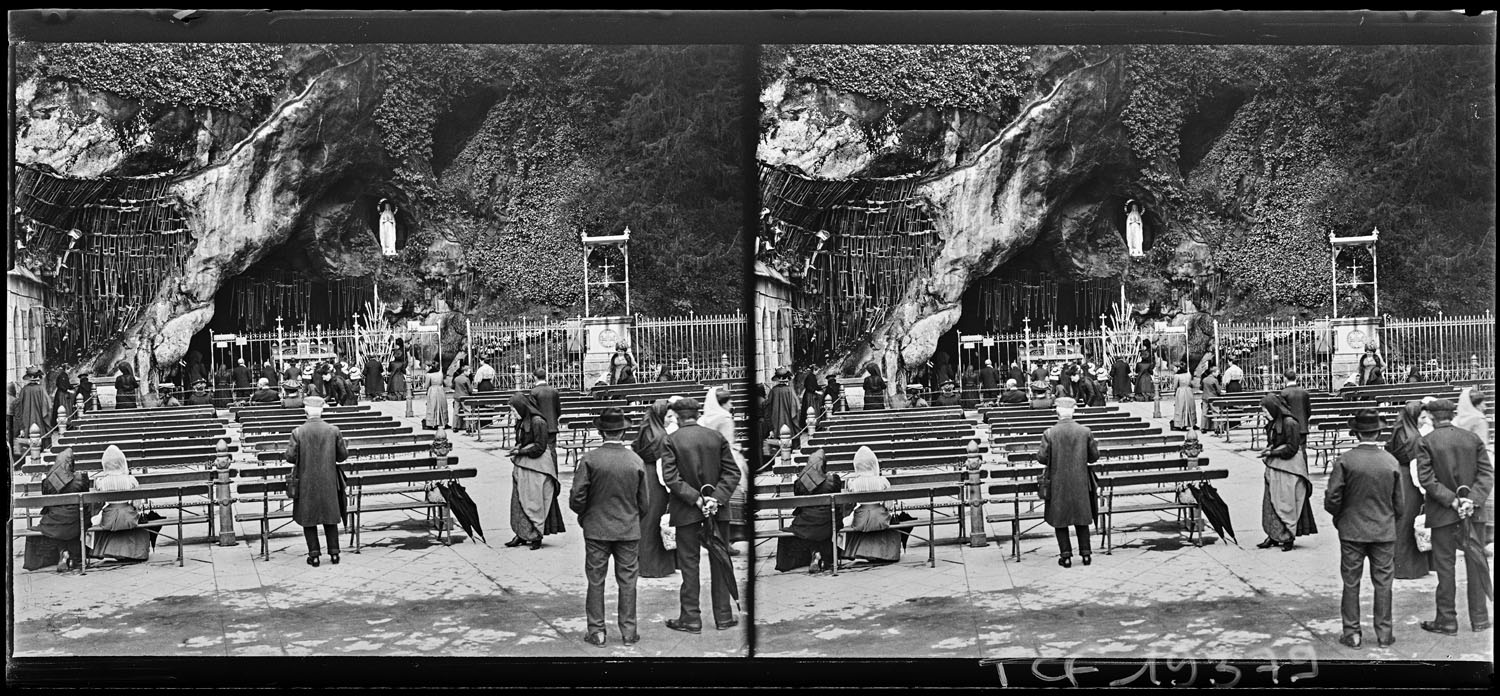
left=11, top=482, right=215, bottom=573
left=992, top=426, right=1163, bottom=449
left=56, top=426, right=229, bottom=446
left=241, top=425, right=415, bottom=448
left=983, top=457, right=1206, bottom=560
left=68, top=405, right=217, bottom=424
left=1097, top=467, right=1231, bottom=553
left=234, top=457, right=472, bottom=558
left=754, top=482, right=967, bottom=575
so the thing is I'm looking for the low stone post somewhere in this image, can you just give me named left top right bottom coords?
left=966, top=441, right=988, bottom=548
left=404, top=380, right=415, bottom=418
left=29, top=424, right=43, bottom=471
left=1471, top=355, right=1480, bottom=381
left=55, top=405, right=69, bottom=448
left=805, top=405, right=818, bottom=444
left=779, top=424, right=794, bottom=469
left=215, top=440, right=238, bottom=546
left=721, top=353, right=730, bottom=380
left=824, top=392, right=834, bottom=420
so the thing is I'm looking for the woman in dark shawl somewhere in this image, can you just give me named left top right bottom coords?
left=824, top=373, right=844, bottom=414
left=505, top=392, right=565, bottom=550
left=22, top=449, right=90, bottom=571
left=799, top=369, right=823, bottom=427
left=388, top=352, right=409, bottom=400
left=631, top=399, right=678, bottom=577
left=76, top=372, right=95, bottom=412
left=1133, top=354, right=1155, bottom=403
left=1257, top=393, right=1317, bottom=551
left=51, top=371, right=75, bottom=426
left=114, top=361, right=140, bottom=410
left=1385, top=400, right=1432, bottom=578
left=861, top=363, right=886, bottom=411
left=363, top=355, right=386, bottom=400
left=775, top=449, right=843, bottom=573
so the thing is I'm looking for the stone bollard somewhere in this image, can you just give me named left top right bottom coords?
left=779, top=424, right=794, bottom=469
left=721, top=353, right=730, bottom=380
left=1152, top=376, right=1163, bottom=420
left=824, top=392, right=834, bottom=420
left=966, top=440, right=988, bottom=548
left=215, top=440, right=238, bottom=546
left=76, top=391, right=86, bottom=417
left=404, top=382, right=415, bottom=418
left=805, top=405, right=818, bottom=444
left=29, top=424, right=43, bottom=471
left=1472, top=355, right=1480, bottom=381
left=55, top=405, right=69, bottom=447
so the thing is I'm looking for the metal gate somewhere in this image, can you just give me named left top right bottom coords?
left=1381, top=312, right=1495, bottom=382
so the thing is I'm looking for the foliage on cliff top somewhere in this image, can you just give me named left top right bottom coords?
left=29, top=43, right=287, bottom=115
left=773, top=44, right=1034, bottom=121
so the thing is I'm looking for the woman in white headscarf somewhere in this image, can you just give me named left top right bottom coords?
left=699, top=386, right=744, bottom=470
left=89, top=445, right=151, bottom=562
left=838, top=446, right=903, bottom=563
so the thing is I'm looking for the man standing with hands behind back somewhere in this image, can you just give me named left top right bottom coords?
left=569, top=407, right=649, bottom=648
left=660, top=397, right=742, bottom=634
left=1323, top=409, right=1403, bottom=649
left=1414, top=398, right=1493, bottom=636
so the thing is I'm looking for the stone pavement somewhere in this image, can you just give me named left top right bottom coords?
left=752, top=400, right=1494, bottom=663
left=11, top=399, right=748, bottom=658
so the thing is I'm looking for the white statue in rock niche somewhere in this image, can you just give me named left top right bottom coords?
left=378, top=199, right=397, bottom=256
left=1125, top=199, right=1145, bottom=257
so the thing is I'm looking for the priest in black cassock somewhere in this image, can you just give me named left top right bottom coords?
left=764, top=366, right=801, bottom=445
left=11, top=366, right=52, bottom=443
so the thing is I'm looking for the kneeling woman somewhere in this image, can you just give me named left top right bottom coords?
left=22, top=449, right=90, bottom=572
left=775, top=450, right=842, bottom=573
left=89, top=446, right=152, bottom=563
left=838, top=447, right=903, bottom=564
left=505, top=393, right=566, bottom=550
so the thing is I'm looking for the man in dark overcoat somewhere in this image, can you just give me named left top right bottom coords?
left=1323, top=409, right=1404, bottom=649
left=531, top=368, right=563, bottom=449
left=232, top=358, right=253, bottom=394
left=569, top=407, right=650, bottom=647
left=1036, top=396, right=1101, bottom=568
left=11, top=366, right=52, bottom=443
left=979, top=360, right=1001, bottom=403
left=285, top=396, right=350, bottom=567
left=764, top=367, right=800, bottom=446
left=1414, top=398, right=1493, bottom=635
left=660, top=397, right=742, bottom=633
left=184, top=379, right=215, bottom=407
left=1110, top=356, right=1133, bottom=401
left=1279, top=370, right=1313, bottom=456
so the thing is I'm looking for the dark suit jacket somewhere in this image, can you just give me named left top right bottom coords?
left=1415, top=423, right=1494, bottom=529
left=232, top=365, right=253, bottom=389
left=1324, top=444, right=1403, bottom=542
left=568, top=441, right=649, bottom=541
left=1280, top=384, right=1313, bottom=435
left=531, top=383, right=562, bottom=436
left=660, top=422, right=741, bottom=527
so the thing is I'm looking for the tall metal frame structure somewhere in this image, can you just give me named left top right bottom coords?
left=582, top=226, right=631, bottom=318
left=1330, top=227, right=1380, bottom=319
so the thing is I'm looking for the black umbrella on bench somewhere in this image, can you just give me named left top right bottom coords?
left=1186, top=481, right=1237, bottom=546
left=437, top=479, right=486, bottom=544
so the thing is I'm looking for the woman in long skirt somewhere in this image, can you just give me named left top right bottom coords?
left=1385, top=400, right=1433, bottom=578
left=1257, top=394, right=1317, bottom=551
left=862, top=364, right=886, bottom=411
left=22, top=449, right=90, bottom=571
left=1171, top=364, right=1197, bottom=431
left=114, top=361, right=140, bottom=410
left=89, top=446, right=152, bottom=562
left=422, top=363, right=448, bottom=430
left=631, top=400, right=679, bottom=577
left=776, top=449, right=842, bottom=572
left=388, top=354, right=408, bottom=400
left=839, top=447, right=902, bottom=563
left=505, top=393, right=565, bottom=550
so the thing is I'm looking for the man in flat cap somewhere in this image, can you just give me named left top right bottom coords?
left=1324, top=409, right=1403, bottom=649
left=1414, top=398, right=1493, bottom=636
left=285, top=395, right=350, bottom=568
left=1036, top=396, right=1101, bottom=569
left=661, top=397, right=741, bottom=634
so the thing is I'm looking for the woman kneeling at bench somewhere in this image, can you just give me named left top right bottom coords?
left=775, top=450, right=842, bottom=573
left=839, top=447, right=904, bottom=565
left=90, top=446, right=152, bottom=564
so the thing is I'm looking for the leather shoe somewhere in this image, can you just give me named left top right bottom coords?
left=584, top=631, right=606, bottom=647
left=716, top=618, right=740, bottom=631
left=1338, top=633, right=1361, bottom=649
left=1058, top=555, right=1072, bottom=568
left=1281, top=539, right=1295, bottom=552
left=1377, top=636, right=1396, bottom=648
left=329, top=553, right=340, bottom=565
left=306, top=554, right=320, bottom=567
left=1420, top=621, right=1458, bottom=636
left=528, top=538, right=543, bottom=550
left=504, top=536, right=526, bottom=548
left=622, top=633, right=640, bottom=645
left=1080, top=554, right=1092, bottom=566
left=1473, top=622, right=1492, bottom=632
left=665, top=619, right=702, bottom=634
left=1256, top=538, right=1279, bottom=549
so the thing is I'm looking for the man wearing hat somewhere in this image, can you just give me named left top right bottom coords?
left=284, top=396, right=350, bottom=568
left=569, top=407, right=650, bottom=647
left=280, top=380, right=305, bottom=409
left=1414, top=398, right=1493, bottom=635
left=156, top=384, right=182, bottom=408
left=1324, top=408, right=1404, bottom=648
left=250, top=378, right=279, bottom=404
left=901, top=383, right=928, bottom=409
left=661, top=397, right=741, bottom=634
left=10, top=366, right=51, bottom=443
left=933, top=380, right=962, bottom=408
left=184, top=379, right=215, bottom=407
left=1036, top=396, right=1100, bottom=568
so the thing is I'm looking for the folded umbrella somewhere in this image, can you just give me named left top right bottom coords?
left=437, top=480, right=486, bottom=544
left=1187, top=482, right=1237, bottom=546
left=701, top=484, right=741, bottom=607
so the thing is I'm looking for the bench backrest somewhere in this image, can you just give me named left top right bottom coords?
left=754, top=481, right=967, bottom=510
left=14, top=468, right=219, bottom=495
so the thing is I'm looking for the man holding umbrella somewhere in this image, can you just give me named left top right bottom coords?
left=661, top=397, right=742, bottom=634
left=1414, top=398, right=1493, bottom=636
left=1324, top=408, right=1403, bottom=649
left=569, top=407, right=650, bottom=647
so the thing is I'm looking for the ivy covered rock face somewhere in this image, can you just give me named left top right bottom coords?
left=14, top=43, right=743, bottom=382
left=761, top=43, right=1495, bottom=383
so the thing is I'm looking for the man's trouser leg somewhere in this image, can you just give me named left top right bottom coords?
left=614, top=540, right=640, bottom=637
left=1461, top=519, right=1493, bottom=626
left=1432, top=523, right=1460, bottom=628
left=1369, top=541, right=1395, bottom=643
left=703, top=520, right=735, bottom=625
left=675, top=521, right=703, bottom=625
left=304, top=527, right=322, bottom=556
left=1340, top=539, right=1367, bottom=638
left=1055, top=527, right=1072, bottom=557
left=584, top=538, right=609, bottom=634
